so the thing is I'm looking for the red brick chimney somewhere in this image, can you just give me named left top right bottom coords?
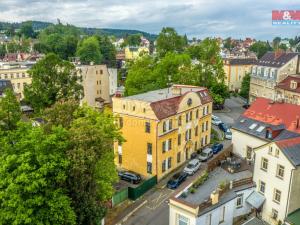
left=274, top=49, right=284, bottom=60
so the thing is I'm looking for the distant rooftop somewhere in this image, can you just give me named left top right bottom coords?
left=255, top=51, right=299, bottom=68
left=124, top=85, right=206, bottom=103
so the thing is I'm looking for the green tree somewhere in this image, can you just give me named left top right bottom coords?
left=210, top=83, right=230, bottom=104
left=156, top=27, right=186, bottom=57
left=249, top=41, right=272, bottom=59
left=76, top=36, right=102, bottom=65
left=0, top=45, right=6, bottom=58
left=0, top=124, right=76, bottom=225
left=24, top=53, right=83, bottom=112
left=279, top=43, right=288, bottom=51
left=187, top=38, right=225, bottom=87
left=19, top=22, right=35, bottom=38
left=125, top=55, right=157, bottom=96
left=96, top=35, right=116, bottom=66
left=123, top=34, right=141, bottom=46
left=0, top=89, right=21, bottom=131
left=273, top=37, right=281, bottom=49
left=37, top=24, right=81, bottom=59
left=7, top=41, right=21, bottom=53
left=239, top=73, right=251, bottom=99
left=66, top=106, right=123, bottom=225
left=223, top=37, right=233, bottom=50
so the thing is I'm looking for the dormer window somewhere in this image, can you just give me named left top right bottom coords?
left=290, top=80, right=297, bottom=90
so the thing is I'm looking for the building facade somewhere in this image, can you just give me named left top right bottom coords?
left=223, top=58, right=257, bottom=92
left=0, top=65, right=32, bottom=99
left=275, top=75, right=300, bottom=105
left=113, top=85, right=212, bottom=180
left=253, top=138, right=300, bottom=224
left=249, top=52, right=300, bottom=103
left=77, top=64, right=117, bottom=109
left=232, top=97, right=300, bottom=161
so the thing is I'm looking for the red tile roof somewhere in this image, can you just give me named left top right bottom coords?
left=276, top=75, right=300, bottom=93
left=243, top=97, right=300, bottom=133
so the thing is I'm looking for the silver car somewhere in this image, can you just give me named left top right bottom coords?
left=183, top=159, right=201, bottom=175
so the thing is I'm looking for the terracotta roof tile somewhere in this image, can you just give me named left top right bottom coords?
left=276, top=75, right=300, bottom=93
left=243, top=97, right=300, bottom=133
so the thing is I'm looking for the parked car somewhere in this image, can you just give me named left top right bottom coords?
left=118, top=171, right=142, bottom=184
left=218, top=123, right=229, bottom=132
left=212, top=115, right=222, bottom=125
left=191, top=152, right=198, bottom=159
left=198, top=148, right=213, bottom=162
left=183, top=159, right=201, bottom=175
left=225, top=129, right=232, bottom=140
left=242, top=103, right=250, bottom=109
left=167, top=172, right=188, bottom=189
left=211, top=143, right=224, bottom=154
left=213, top=103, right=224, bottom=110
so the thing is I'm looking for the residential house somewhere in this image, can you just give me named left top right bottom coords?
left=275, top=75, right=300, bottom=105
left=169, top=167, right=254, bottom=225
left=253, top=137, right=300, bottom=224
left=232, top=97, right=300, bottom=160
left=0, top=63, right=33, bottom=99
left=124, top=46, right=149, bottom=60
left=77, top=64, right=117, bottom=109
left=113, top=84, right=212, bottom=180
left=249, top=51, right=300, bottom=103
left=223, top=58, right=257, bottom=92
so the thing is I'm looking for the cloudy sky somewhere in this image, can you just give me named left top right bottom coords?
left=0, top=0, right=299, bottom=40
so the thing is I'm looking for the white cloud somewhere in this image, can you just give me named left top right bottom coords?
left=0, top=0, right=299, bottom=39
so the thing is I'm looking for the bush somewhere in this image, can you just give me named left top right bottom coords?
left=189, top=187, right=196, bottom=194
left=193, top=171, right=209, bottom=188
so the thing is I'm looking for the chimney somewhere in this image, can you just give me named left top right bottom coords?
left=210, top=190, right=220, bottom=205
left=171, top=85, right=182, bottom=96
left=274, top=49, right=284, bottom=60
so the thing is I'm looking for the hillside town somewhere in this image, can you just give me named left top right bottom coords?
left=0, top=2, right=300, bottom=225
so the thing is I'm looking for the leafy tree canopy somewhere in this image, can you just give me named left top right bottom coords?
left=0, top=89, right=21, bottom=131
left=76, top=36, right=102, bottom=65
left=19, top=21, right=36, bottom=38
left=239, top=73, right=251, bottom=99
left=156, top=27, right=187, bottom=57
left=24, top=53, right=83, bottom=112
left=249, top=41, right=273, bottom=59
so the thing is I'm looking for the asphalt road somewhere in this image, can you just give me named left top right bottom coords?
left=120, top=97, right=245, bottom=225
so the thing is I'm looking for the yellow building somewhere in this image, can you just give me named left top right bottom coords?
left=113, top=84, right=212, bottom=180
left=124, top=46, right=149, bottom=60
left=223, top=58, right=256, bottom=92
left=0, top=64, right=33, bottom=99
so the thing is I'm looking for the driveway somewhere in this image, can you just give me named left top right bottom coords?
left=213, top=97, right=246, bottom=126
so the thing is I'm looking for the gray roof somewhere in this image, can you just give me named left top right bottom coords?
left=232, top=116, right=300, bottom=141
left=124, top=86, right=205, bottom=103
left=276, top=138, right=300, bottom=167
left=242, top=217, right=270, bottom=225
left=246, top=191, right=265, bottom=209
left=255, top=52, right=299, bottom=68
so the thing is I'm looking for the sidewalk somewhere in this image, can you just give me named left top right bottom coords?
left=106, top=164, right=186, bottom=225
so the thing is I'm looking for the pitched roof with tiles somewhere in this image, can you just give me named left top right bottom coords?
left=224, top=58, right=257, bottom=65
left=276, top=137, right=300, bottom=166
left=276, top=75, right=300, bottom=93
left=255, top=52, right=299, bottom=68
left=124, top=85, right=212, bottom=120
left=243, top=97, right=300, bottom=134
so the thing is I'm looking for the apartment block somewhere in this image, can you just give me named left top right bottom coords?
left=113, top=84, right=212, bottom=180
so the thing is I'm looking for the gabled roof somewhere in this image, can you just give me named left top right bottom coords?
left=224, top=58, right=257, bottom=65
left=276, top=75, right=300, bottom=93
left=276, top=137, right=300, bottom=166
left=232, top=116, right=300, bottom=141
left=255, top=52, right=299, bottom=68
left=243, top=98, right=300, bottom=134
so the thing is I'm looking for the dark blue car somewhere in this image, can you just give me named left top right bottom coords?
left=211, top=143, right=224, bottom=154
left=167, top=172, right=188, bottom=189
left=218, top=123, right=228, bottom=132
